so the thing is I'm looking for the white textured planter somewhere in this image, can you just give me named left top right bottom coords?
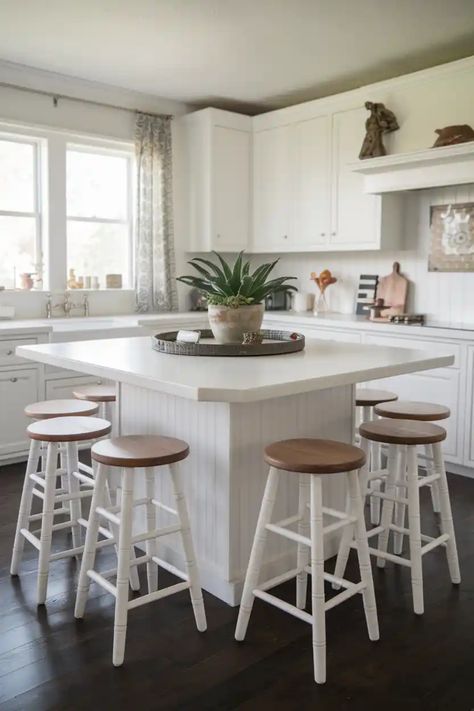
left=208, top=303, right=265, bottom=344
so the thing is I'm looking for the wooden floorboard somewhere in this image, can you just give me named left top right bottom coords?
left=0, top=460, right=473, bottom=710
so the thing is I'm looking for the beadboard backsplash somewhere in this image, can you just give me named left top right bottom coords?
left=266, top=184, right=474, bottom=324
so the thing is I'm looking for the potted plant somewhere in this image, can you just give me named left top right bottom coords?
left=177, top=252, right=297, bottom=344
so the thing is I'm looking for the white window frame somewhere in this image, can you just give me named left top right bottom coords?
left=0, top=131, right=45, bottom=288
left=0, top=121, right=135, bottom=292
left=66, top=141, right=134, bottom=290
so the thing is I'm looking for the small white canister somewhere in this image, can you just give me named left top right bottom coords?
left=292, top=292, right=314, bottom=312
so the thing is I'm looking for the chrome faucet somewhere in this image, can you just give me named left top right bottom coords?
left=45, top=292, right=90, bottom=318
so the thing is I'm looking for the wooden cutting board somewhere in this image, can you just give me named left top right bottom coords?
left=376, top=262, right=408, bottom=317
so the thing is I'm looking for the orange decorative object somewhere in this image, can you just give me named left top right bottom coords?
left=310, top=269, right=337, bottom=314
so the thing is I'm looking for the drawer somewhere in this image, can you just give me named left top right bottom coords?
left=0, top=367, right=40, bottom=457
left=0, top=337, right=38, bottom=366
left=362, top=333, right=460, bottom=369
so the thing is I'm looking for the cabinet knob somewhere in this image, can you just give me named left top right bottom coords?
left=10, top=377, right=18, bottom=383
left=283, top=235, right=288, bottom=240
left=331, top=232, right=337, bottom=236
left=6, top=349, right=13, bottom=356
left=320, top=233, right=326, bottom=237
left=216, top=234, right=221, bottom=239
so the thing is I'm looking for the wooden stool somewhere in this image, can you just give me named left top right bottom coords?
left=374, top=400, right=450, bottom=551
left=235, top=438, right=379, bottom=684
left=72, top=385, right=116, bottom=419
left=74, top=435, right=207, bottom=667
left=10, top=416, right=112, bottom=604
left=355, top=388, right=398, bottom=525
left=334, top=419, right=460, bottom=615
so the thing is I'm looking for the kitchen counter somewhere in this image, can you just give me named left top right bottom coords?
left=16, top=335, right=452, bottom=605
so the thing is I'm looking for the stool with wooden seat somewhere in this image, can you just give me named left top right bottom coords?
left=355, top=388, right=398, bottom=524
left=235, top=438, right=379, bottom=684
left=74, top=435, right=207, bottom=667
left=10, top=416, right=112, bottom=604
left=334, top=418, right=460, bottom=615
left=374, top=400, right=450, bottom=553
left=72, top=384, right=116, bottom=419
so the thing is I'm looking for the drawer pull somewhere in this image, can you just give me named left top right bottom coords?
left=6, top=350, right=14, bottom=356
left=10, top=377, right=18, bottom=383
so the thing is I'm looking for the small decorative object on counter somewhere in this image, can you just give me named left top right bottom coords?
left=106, top=274, right=123, bottom=289
left=311, top=269, right=337, bottom=314
left=177, top=252, right=297, bottom=344
left=389, top=313, right=425, bottom=325
left=84, top=276, right=91, bottom=289
left=67, top=268, right=79, bottom=289
left=432, top=124, right=474, bottom=148
left=92, top=276, right=100, bottom=290
left=359, top=101, right=399, bottom=159
left=19, top=273, right=34, bottom=290
left=176, top=329, right=201, bottom=344
left=242, top=331, right=264, bottom=345
left=189, top=287, right=208, bottom=311
left=292, top=291, right=314, bottom=313
left=355, top=274, right=378, bottom=316
left=370, top=262, right=408, bottom=321
left=77, top=276, right=84, bottom=289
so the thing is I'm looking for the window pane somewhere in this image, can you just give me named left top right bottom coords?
left=67, top=221, right=130, bottom=288
left=0, top=215, right=36, bottom=289
left=0, top=140, right=35, bottom=212
left=67, top=150, right=128, bottom=220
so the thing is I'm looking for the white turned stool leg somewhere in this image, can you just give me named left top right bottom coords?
left=74, top=463, right=107, bottom=619
left=432, top=443, right=461, bottom=584
left=235, top=467, right=280, bottom=641
left=376, top=444, right=398, bottom=568
left=296, top=474, right=310, bottom=609
left=113, top=468, right=134, bottom=667
left=333, top=437, right=369, bottom=588
left=347, top=469, right=379, bottom=641
left=10, top=439, right=41, bottom=575
left=37, top=442, right=59, bottom=605
left=393, top=445, right=407, bottom=555
left=169, top=462, right=207, bottom=633
left=104, top=479, right=141, bottom=592
left=145, top=468, right=158, bottom=593
left=370, top=408, right=382, bottom=526
left=406, top=445, right=424, bottom=615
left=425, top=444, right=441, bottom=514
left=66, top=442, right=82, bottom=552
left=310, top=474, right=326, bottom=684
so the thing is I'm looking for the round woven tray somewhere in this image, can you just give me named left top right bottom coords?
left=151, top=329, right=305, bottom=357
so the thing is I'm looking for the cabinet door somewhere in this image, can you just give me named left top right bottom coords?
left=290, top=116, right=330, bottom=249
left=253, top=126, right=291, bottom=250
left=0, top=368, right=40, bottom=457
left=331, top=107, right=381, bottom=249
left=212, top=126, right=251, bottom=252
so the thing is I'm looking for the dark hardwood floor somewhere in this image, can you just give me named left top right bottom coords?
left=1, top=459, right=473, bottom=710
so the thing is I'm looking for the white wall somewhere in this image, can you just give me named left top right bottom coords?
left=0, top=60, right=191, bottom=317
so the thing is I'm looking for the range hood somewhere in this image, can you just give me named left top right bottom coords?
left=349, top=142, right=474, bottom=194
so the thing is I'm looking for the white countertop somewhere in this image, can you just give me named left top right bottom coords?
left=17, top=336, right=453, bottom=403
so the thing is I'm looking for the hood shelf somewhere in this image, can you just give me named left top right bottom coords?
left=349, top=142, right=474, bottom=194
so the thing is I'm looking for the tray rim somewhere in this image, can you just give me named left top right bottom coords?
left=151, top=329, right=305, bottom=357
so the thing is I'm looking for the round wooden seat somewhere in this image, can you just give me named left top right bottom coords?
left=359, top=418, right=446, bottom=445
left=27, top=416, right=111, bottom=442
left=374, top=400, right=450, bottom=421
left=91, top=435, right=190, bottom=468
left=355, top=389, right=398, bottom=407
left=24, top=399, right=99, bottom=420
left=72, top=385, right=116, bottom=403
left=264, top=438, right=366, bottom=474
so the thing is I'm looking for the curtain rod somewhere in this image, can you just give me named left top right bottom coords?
left=0, top=80, right=172, bottom=118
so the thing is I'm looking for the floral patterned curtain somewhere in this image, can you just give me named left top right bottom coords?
left=134, top=112, right=178, bottom=312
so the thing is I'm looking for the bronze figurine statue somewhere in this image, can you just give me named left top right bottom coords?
left=359, top=101, right=399, bottom=159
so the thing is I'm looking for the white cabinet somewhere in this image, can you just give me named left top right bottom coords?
left=0, top=368, right=40, bottom=457
left=251, top=106, right=403, bottom=254
left=290, top=116, right=330, bottom=249
left=184, top=108, right=252, bottom=252
left=253, top=125, right=291, bottom=250
left=331, top=107, right=403, bottom=250
left=45, top=374, right=108, bottom=401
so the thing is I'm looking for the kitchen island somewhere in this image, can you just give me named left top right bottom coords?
left=17, top=336, right=453, bottom=605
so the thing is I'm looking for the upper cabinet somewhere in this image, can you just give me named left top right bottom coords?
left=183, top=104, right=403, bottom=254
left=184, top=108, right=252, bottom=252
